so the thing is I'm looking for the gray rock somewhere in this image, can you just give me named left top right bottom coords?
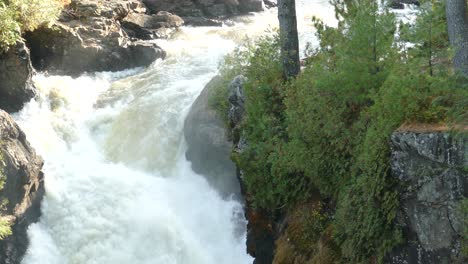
left=182, top=16, right=223, bottom=27
left=386, top=132, right=467, bottom=264
left=0, top=110, right=45, bottom=263
left=122, top=11, right=184, bottom=40
left=25, top=14, right=166, bottom=76
left=0, top=42, right=36, bottom=113
left=184, top=76, right=241, bottom=197
left=143, top=0, right=263, bottom=18
left=238, top=0, right=264, bottom=12
left=143, top=0, right=202, bottom=17
left=67, top=0, right=147, bottom=20
left=228, top=75, right=247, bottom=130
left=263, top=0, right=277, bottom=8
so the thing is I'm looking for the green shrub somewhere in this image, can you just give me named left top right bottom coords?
left=213, top=0, right=467, bottom=262
left=0, top=149, right=12, bottom=240
left=0, top=2, right=21, bottom=50
left=0, top=0, right=64, bottom=50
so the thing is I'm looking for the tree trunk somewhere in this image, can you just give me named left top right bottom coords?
left=278, top=0, right=300, bottom=79
left=446, top=0, right=468, bottom=75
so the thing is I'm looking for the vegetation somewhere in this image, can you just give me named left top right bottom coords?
left=0, top=148, right=12, bottom=240
left=213, top=0, right=468, bottom=262
left=0, top=0, right=67, bottom=50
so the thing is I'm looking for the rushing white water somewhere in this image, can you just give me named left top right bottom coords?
left=13, top=1, right=335, bottom=264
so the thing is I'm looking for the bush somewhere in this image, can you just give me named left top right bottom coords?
left=0, top=2, right=21, bottom=50
left=0, top=148, right=12, bottom=240
left=0, top=0, right=65, bottom=50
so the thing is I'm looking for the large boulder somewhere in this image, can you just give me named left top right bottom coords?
left=184, top=76, right=241, bottom=197
left=0, top=42, right=35, bottom=113
left=25, top=0, right=166, bottom=76
left=0, top=110, right=45, bottom=263
left=238, top=0, right=264, bottom=12
left=122, top=11, right=184, bottom=39
left=386, top=130, right=467, bottom=264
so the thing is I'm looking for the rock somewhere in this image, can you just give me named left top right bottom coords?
left=0, top=42, right=36, bottom=113
left=263, top=0, right=277, bottom=8
left=153, top=11, right=185, bottom=27
left=386, top=131, right=467, bottom=264
left=389, top=0, right=420, bottom=9
left=184, top=76, right=241, bottom=197
left=238, top=0, right=264, bottom=12
left=143, top=0, right=202, bottom=17
left=228, top=75, right=247, bottom=130
left=25, top=14, right=166, bottom=76
left=182, top=16, right=223, bottom=27
left=122, top=11, right=184, bottom=40
left=143, top=0, right=263, bottom=18
left=122, top=13, right=156, bottom=40
left=0, top=110, right=45, bottom=263
left=224, top=75, right=276, bottom=264
left=245, top=207, right=275, bottom=264
left=66, top=0, right=147, bottom=20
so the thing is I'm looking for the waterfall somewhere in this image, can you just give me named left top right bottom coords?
left=12, top=1, right=335, bottom=263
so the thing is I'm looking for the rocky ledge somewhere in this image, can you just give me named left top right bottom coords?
left=0, top=110, right=45, bottom=264
left=25, top=0, right=171, bottom=76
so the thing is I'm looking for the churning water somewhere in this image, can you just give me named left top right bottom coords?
left=14, top=1, right=335, bottom=263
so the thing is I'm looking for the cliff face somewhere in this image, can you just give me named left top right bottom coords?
left=0, top=110, right=45, bottom=264
left=25, top=0, right=167, bottom=76
left=387, top=131, right=467, bottom=264
left=0, top=42, right=36, bottom=113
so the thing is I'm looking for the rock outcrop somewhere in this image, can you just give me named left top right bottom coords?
left=122, top=11, right=184, bottom=39
left=226, top=75, right=276, bottom=264
left=25, top=0, right=166, bottom=76
left=387, top=131, right=467, bottom=264
left=184, top=76, right=241, bottom=197
left=0, top=42, right=35, bottom=113
left=143, top=0, right=264, bottom=21
left=0, top=110, right=45, bottom=264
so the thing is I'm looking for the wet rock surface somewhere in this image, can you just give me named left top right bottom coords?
left=0, top=110, right=45, bottom=264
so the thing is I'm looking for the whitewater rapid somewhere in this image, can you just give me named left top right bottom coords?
left=13, top=1, right=335, bottom=263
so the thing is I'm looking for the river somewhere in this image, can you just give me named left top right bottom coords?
left=13, top=1, right=335, bottom=263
